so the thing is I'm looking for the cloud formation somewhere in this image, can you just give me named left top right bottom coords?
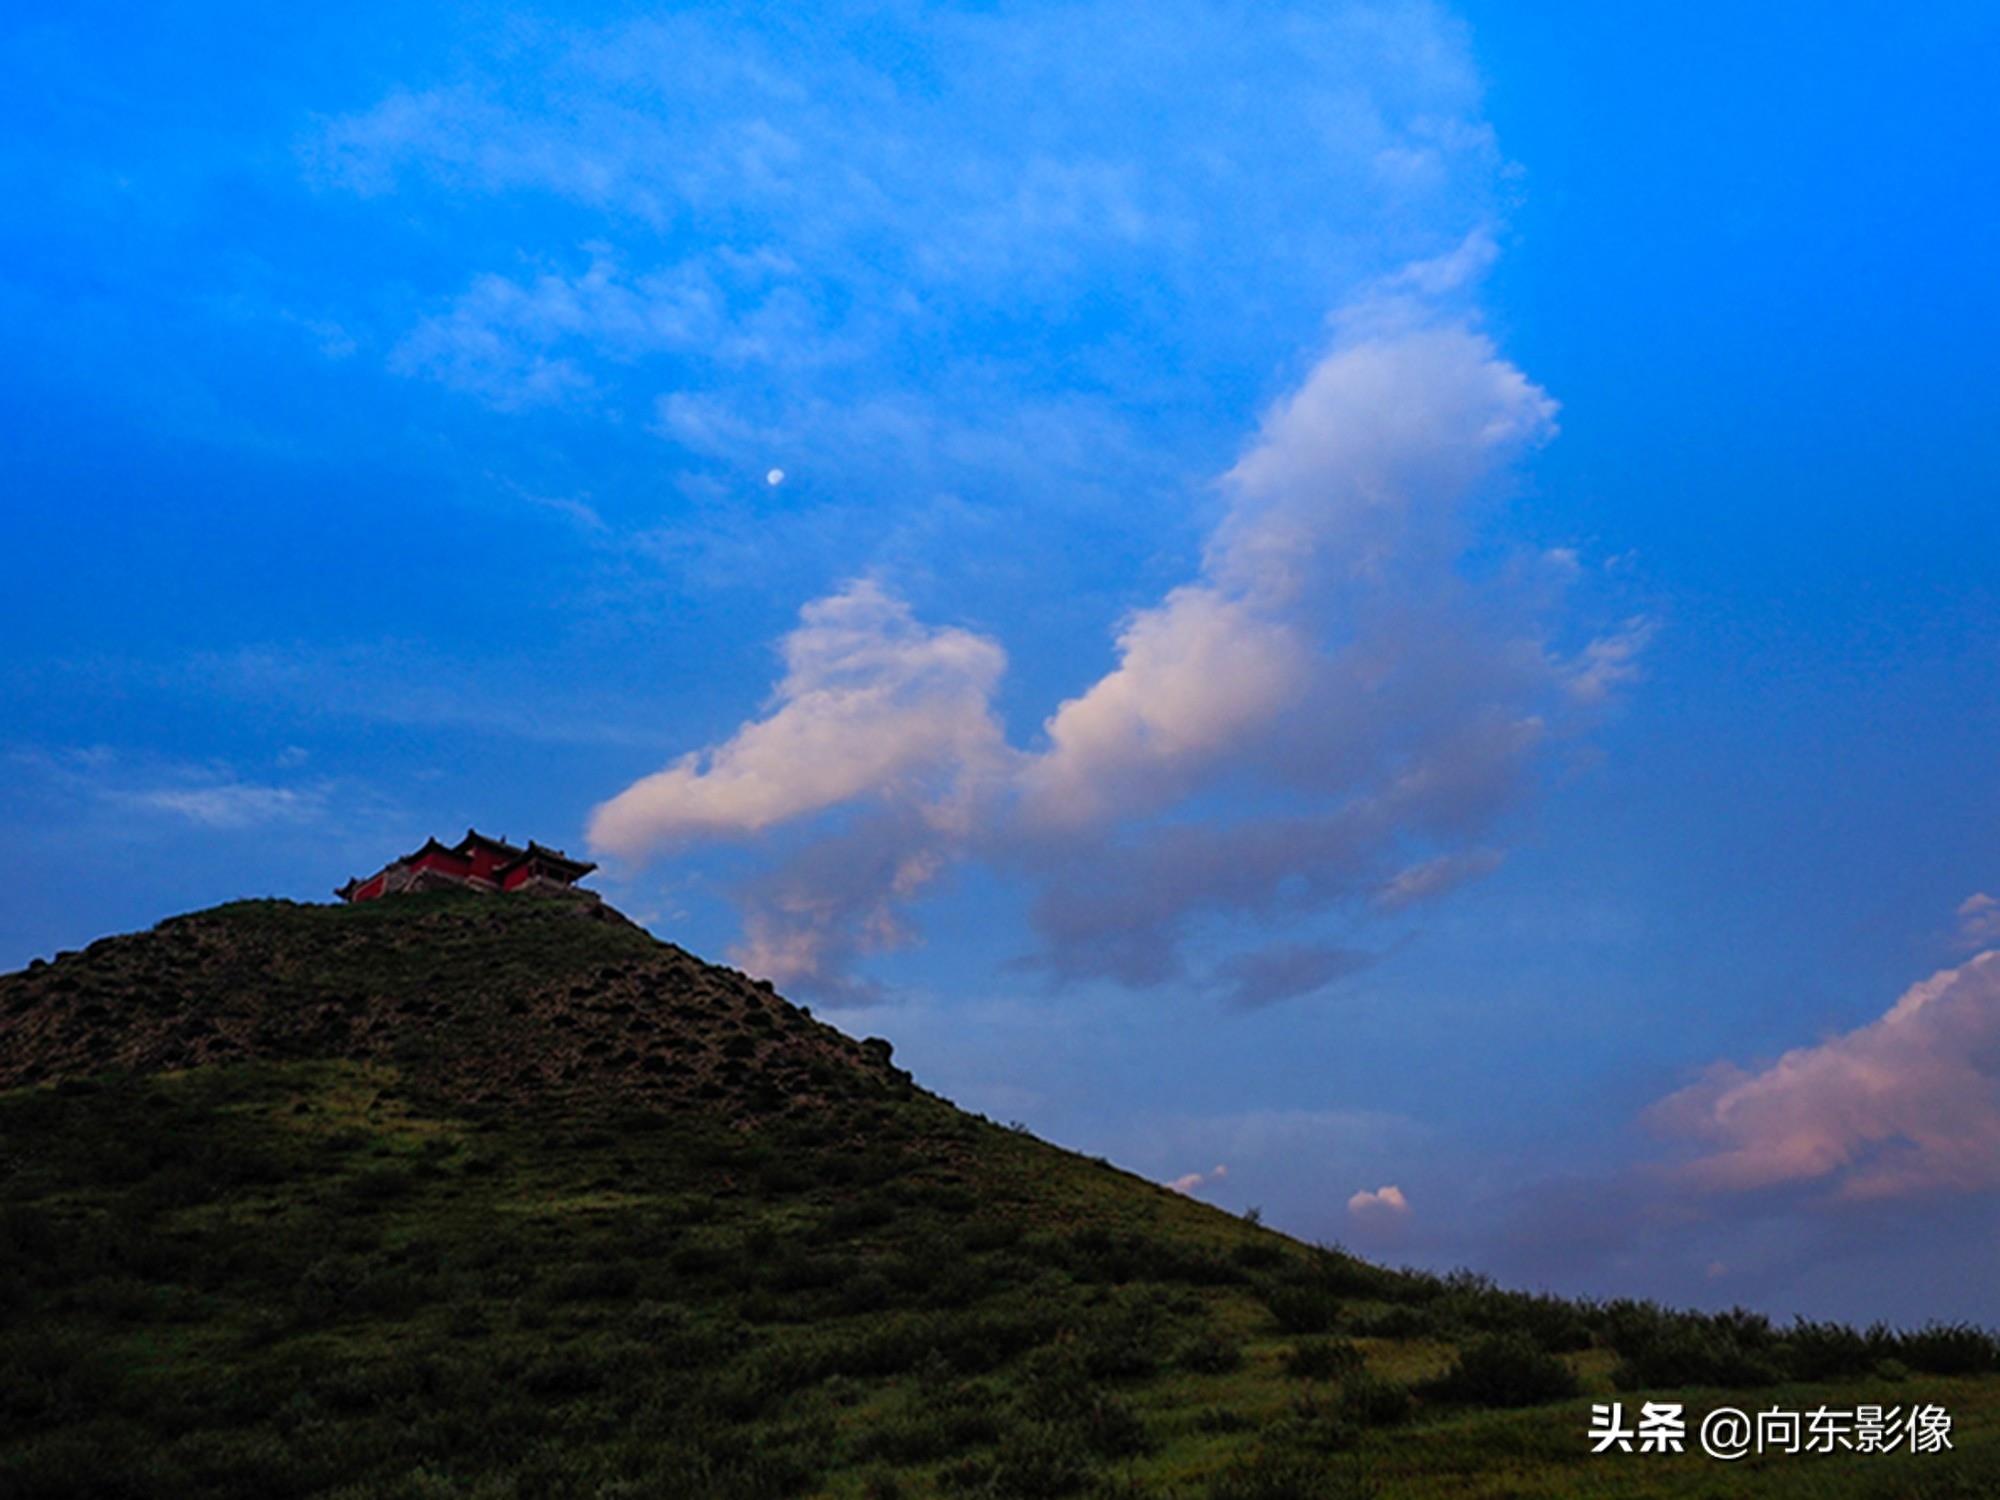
left=1348, top=1183, right=1411, bottom=1219
left=589, top=581, right=1009, bottom=855
left=311, top=1, right=1510, bottom=523
left=1214, top=942, right=1377, bottom=1009
left=1020, top=585, right=1310, bottom=830
left=1019, top=317, right=1561, bottom=837
left=1648, top=949, right=2000, bottom=1200
left=11, top=745, right=336, bottom=832
left=1374, top=848, right=1505, bottom=911
left=304, top=6, right=1643, bottom=1002
left=1168, top=1164, right=1228, bottom=1195
left=121, top=783, right=326, bottom=830
left=1955, top=892, right=2000, bottom=951
left=588, top=251, right=1643, bottom=998
left=727, top=807, right=960, bottom=1004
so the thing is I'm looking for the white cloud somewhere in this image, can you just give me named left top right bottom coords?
left=1348, top=1183, right=1411, bottom=1218
left=9, top=745, right=342, bottom=833
left=588, top=580, right=1009, bottom=857
left=122, top=783, right=325, bottom=829
left=390, top=252, right=724, bottom=410
left=1020, top=585, right=1310, bottom=829
left=1132, top=1105, right=1428, bottom=1193
left=1207, top=321, right=1557, bottom=606
left=1648, top=950, right=2000, bottom=1200
left=1565, top=617, right=1656, bottom=705
left=1375, top=848, right=1505, bottom=911
left=725, top=807, right=956, bottom=1002
left=312, top=6, right=1500, bottom=277
left=1955, top=892, right=2000, bottom=951
left=314, top=1, right=1512, bottom=479
left=1000, top=293, right=1606, bottom=983
left=1168, top=1164, right=1228, bottom=1195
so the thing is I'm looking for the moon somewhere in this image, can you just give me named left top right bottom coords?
left=765, top=468, right=785, bottom=487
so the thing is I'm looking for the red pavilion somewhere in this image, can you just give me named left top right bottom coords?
left=336, top=830, right=597, bottom=903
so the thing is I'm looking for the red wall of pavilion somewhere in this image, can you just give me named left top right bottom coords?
left=409, top=850, right=473, bottom=880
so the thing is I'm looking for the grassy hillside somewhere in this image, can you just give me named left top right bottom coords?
left=1, top=893, right=1994, bottom=1498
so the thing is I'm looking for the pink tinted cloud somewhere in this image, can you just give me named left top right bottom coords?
left=588, top=579, right=1010, bottom=856
left=1168, top=1164, right=1228, bottom=1195
left=1347, top=1184, right=1411, bottom=1219
left=1648, top=951, right=2000, bottom=1200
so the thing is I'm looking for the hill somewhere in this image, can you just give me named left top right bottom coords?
left=1, top=891, right=1994, bottom=1498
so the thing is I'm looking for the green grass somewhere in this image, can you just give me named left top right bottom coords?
left=5, top=1061, right=1993, bottom=1498
left=1, top=895, right=1995, bottom=1497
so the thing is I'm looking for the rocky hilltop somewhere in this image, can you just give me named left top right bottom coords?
left=0, top=889, right=909, bottom=1114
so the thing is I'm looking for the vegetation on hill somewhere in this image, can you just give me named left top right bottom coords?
left=1, top=893, right=1995, bottom=1497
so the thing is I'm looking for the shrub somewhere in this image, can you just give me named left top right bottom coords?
left=1178, top=1331, right=1244, bottom=1374
left=1608, top=1324, right=1783, bottom=1391
left=753, top=1156, right=813, bottom=1195
left=826, top=1316, right=936, bottom=1378
left=1266, top=1284, right=1341, bottom=1336
left=1498, top=1296, right=1592, bottom=1353
left=1782, top=1320, right=1878, bottom=1381
left=0, top=1328, right=136, bottom=1425
left=1897, top=1323, right=2000, bottom=1376
left=960, top=1219, right=1023, bottom=1254
left=1230, top=1240, right=1287, bottom=1272
left=761, top=1247, right=851, bottom=1295
left=816, top=1196, right=897, bottom=1242
left=339, top=1163, right=415, bottom=1207
left=1194, top=1406, right=1253, bottom=1433
left=1015, top=1346, right=1092, bottom=1422
left=931, top=1304, right=1063, bottom=1374
left=941, top=1420, right=1093, bottom=1499
left=1062, top=1226, right=1143, bottom=1284
left=1337, top=1372, right=1414, bottom=1429
left=1598, top=1301, right=1791, bottom=1391
left=850, top=1401, right=1002, bottom=1463
left=1262, top=1247, right=1388, bottom=1335
left=519, top=1347, right=616, bottom=1399
left=1421, top=1332, right=1579, bottom=1408
left=1344, top=1304, right=1433, bottom=1340
left=1281, top=1338, right=1364, bottom=1381
left=547, top=1259, right=641, bottom=1302
left=838, top=1271, right=895, bottom=1314
left=670, top=1241, right=731, bottom=1278
left=1077, top=1300, right=1166, bottom=1381
left=1412, top=1274, right=1595, bottom=1352
left=1206, top=1448, right=1374, bottom=1500
left=923, top=1260, right=995, bottom=1311
left=1074, top=1392, right=1153, bottom=1460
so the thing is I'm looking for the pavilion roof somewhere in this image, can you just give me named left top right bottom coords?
left=451, top=829, right=529, bottom=860
left=506, top=840, right=596, bottom=878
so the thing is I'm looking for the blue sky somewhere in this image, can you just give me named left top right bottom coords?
left=4, top=2, right=1996, bottom=1323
